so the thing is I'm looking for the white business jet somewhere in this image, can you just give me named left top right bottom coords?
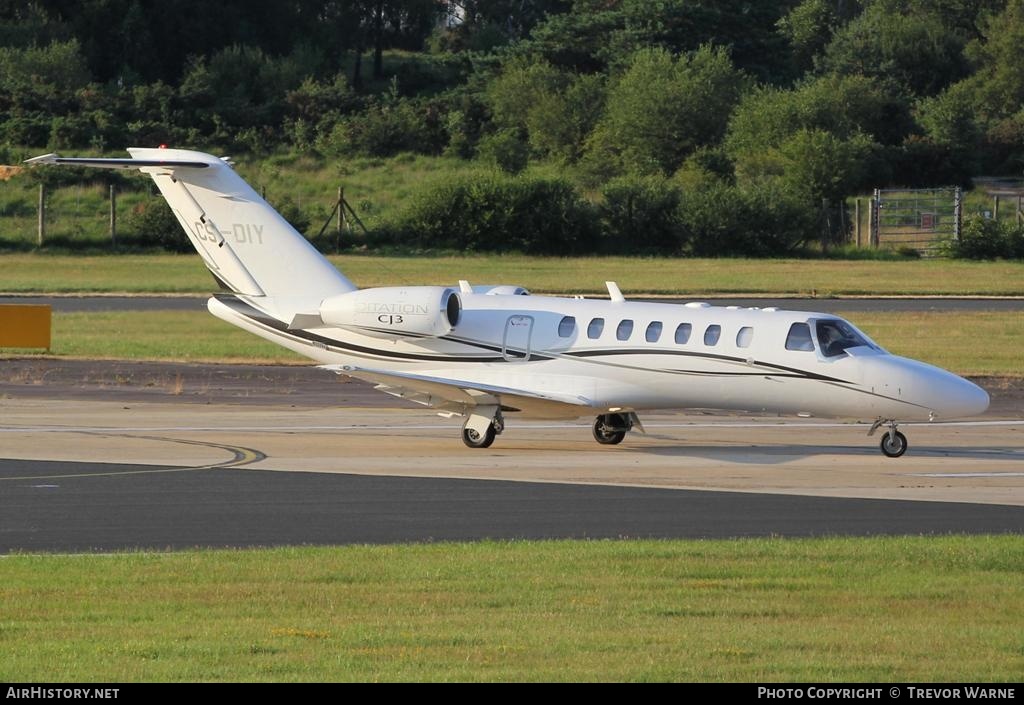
left=27, top=148, right=990, bottom=456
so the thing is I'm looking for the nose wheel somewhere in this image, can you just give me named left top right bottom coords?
left=870, top=419, right=908, bottom=458
left=880, top=430, right=908, bottom=458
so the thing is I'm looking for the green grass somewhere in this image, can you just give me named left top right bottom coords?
left=46, top=311, right=303, bottom=363
left=853, top=311, right=1024, bottom=377
left=2, top=309, right=1017, bottom=375
left=1, top=537, right=1022, bottom=682
left=2, top=253, right=1024, bottom=295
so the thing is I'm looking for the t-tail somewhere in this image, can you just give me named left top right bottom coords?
left=25, top=148, right=356, bottom=300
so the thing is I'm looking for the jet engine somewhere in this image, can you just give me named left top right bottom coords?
left=318, top=286, right=461, bottom=338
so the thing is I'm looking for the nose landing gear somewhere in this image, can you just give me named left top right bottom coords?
left=869, top=419, right=908, bottom=458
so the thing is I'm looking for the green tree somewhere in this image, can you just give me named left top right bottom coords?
left=586, top=46, right=746, bottom=176
left=518, top=0, right=794, bottom=81
left=776, top=0, right=840, bottom=75
left=776, top=128, right=877, bottom=203
left=816, top=3, right=969, bottom=96
left=725, top=73, right=907, bottom=189
left=914, top=0, right=1024, bottom=174
left=486, top=58, right=604, bottom=162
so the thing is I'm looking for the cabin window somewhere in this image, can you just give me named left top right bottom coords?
left=785, top=322, right=815, bottom=352
left=616, top=319, right=634, bottom=341
left=674, top=323, right=692, bottom=344
left=736, top=326, right=753, bottom=348
left=816, top=319, right=874, bottom=358
left=558, top=315, right=576, bottom=338
left=588, top=317, right=605, bottom=339
left=704, top=324, right=721, bottom=346
left=646, top=321, right=663, bottom=343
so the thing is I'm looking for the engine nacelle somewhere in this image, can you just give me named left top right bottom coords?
left=319, top=286, right=461, bottom=338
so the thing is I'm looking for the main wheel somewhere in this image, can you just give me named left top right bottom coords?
left=462, top=425, right=496, bottom=449
left=593, top=414, right=627, bottom=445
left=880, top=430, right=908, bottom=458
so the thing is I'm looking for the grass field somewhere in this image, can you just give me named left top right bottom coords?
left=1, top=309, right=1015, bottom=375
left=2, top=536, right=1022, bottom=682
left=2, top=253, right=1024, bottom=295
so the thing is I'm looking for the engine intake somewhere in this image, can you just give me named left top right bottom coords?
left=318, top=286, right=461, bottom=338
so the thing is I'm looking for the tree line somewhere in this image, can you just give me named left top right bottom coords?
left=2, top=0, right=1023, bottom=257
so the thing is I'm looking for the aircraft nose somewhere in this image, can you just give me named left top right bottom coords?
left=938, top=375, right=990, bottom=418
left=861, top=356, right=990, bottom=419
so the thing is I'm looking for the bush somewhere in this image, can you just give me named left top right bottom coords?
left=599, top=174, right=682, bottom=253
left=397, top=173, right=598, bottom=254
left=274, top=197, right=311, bottom=234
left=125, top=199, right=190, bottom=252
left=945, top=216, right=1023, bottom=259
left=318, top=95, right=446, bottom=158
left=679, top=182, right=818, bottom=257
left=476, top=128, right=528, bottom=173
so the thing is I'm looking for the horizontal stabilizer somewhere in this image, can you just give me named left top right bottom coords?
left=25, top=154, right=211, bottom=170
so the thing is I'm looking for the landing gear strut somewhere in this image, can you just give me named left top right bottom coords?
left=869, top=419, right=908, bottom=458
left=461, top=407, right=504, bottom=449
left=593, top=413, right=632, bottom=445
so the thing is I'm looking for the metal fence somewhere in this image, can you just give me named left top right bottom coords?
left=869, top=187, right=962, bottom=257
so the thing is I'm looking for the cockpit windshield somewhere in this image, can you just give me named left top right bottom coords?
left=815, top=319, right=878, bottom=357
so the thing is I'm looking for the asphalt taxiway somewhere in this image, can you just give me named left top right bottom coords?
left=1, top=379, right=1022, bottom=551
left=4, top=456, right=1023, bottom=553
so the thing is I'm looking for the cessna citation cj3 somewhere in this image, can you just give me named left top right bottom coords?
left=27, top=148, right=990, bottom=457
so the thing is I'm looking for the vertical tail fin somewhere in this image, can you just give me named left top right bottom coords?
left=26, top=148, right=357, bottom=300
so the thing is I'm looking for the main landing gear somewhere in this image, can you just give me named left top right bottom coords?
left=461, top=407, right=504, bottom=449
left=593, top=413, right=633, bottom=446
left=869, top=419, right=908, bottom=458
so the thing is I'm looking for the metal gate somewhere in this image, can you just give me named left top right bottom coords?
left=870, top=187, right=961, bottom=257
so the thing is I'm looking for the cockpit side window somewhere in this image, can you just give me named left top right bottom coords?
left=815, top=319, right=874, bottom=358
left=785, top=322, right=815, bottom=352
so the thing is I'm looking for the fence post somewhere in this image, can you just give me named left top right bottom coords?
left=37, top=183, right=46, bottom=246
left=993, top=195, right=1000, bottom=221
left=953, top=186, right=962, bottom=241
left=870, top=188, right=880, bottom=248
left=855, top=198, right=862, bottom=247
left=342, top=185, right=350, bottom=235
left=109, top=185, right=117, bottom=244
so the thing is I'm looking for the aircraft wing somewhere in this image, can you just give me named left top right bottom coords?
left=320, top=364, right=594, bottom=419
